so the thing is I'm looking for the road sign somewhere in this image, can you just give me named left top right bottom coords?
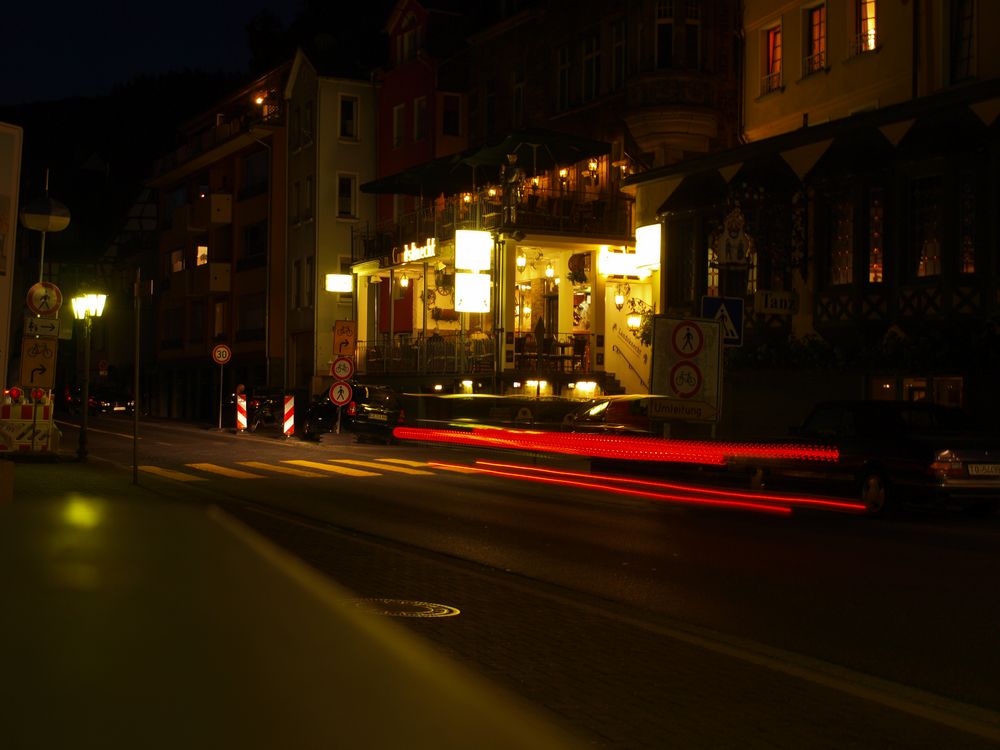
left=211, top=343, right=232, bottom=366
left=701, top=296, right=743, bottom=347
left=26, top=281, right=62, bottom=317
left=329, top=381, right=352, bottom=406
left=649, top=317, right=723, bottom=423
left=19, top=336, right=57, bottom=389
left=331, top=356, right=355, bottom=381
left=332, top=320, right=357, bottom=358
left=24, top=317, right=60, bottom=337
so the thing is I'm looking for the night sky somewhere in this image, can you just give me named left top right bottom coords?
left=1, top=1, right=300, bottom=106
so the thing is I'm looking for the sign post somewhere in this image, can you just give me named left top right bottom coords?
left=212, top=344, right=232, bottom=430
left=649, top=316, right=723, bottom=424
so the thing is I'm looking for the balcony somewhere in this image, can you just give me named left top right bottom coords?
left=185, top=263, right=231, bottom=295
left=352, top=187, right=632, bottom=264
left=192, top=193, right=232, bottom=226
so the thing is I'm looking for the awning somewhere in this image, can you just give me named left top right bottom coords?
left=460, top=128, right=612, bottom=173
left=657, top=169, right=728, bottom=214
left=360, top=148, right=494, bottom=197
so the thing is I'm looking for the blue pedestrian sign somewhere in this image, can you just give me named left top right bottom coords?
left=700, top=296, right=743, bottom=347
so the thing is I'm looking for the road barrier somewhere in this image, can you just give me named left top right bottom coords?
left=236, top=393, right=247, bottom=432
left=0, top=401, right=58, bottom=454
left=283, top=395, right=294, bottom=437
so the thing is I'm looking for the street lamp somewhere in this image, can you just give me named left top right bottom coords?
left=72, top=293, right=107, bottom=461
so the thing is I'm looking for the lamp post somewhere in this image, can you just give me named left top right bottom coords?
left=72, top=293, right=107, bottom=461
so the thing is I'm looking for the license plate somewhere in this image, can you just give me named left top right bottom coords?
left=368, top=413, right=387, bottom=421
left=113, top=406, right=126, bottom=412
left=968, top=464, right=1000, bottom=476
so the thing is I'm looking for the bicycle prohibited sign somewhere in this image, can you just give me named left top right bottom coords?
left=669, top=361, right=702, bottom=398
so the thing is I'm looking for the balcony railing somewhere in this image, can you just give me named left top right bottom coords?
left=803, top=50, right=827, bottom=76
left=759, top=70, right=782, bottom=96
left=356, top=332, right=594, bottom=377
left=849, top=31, right=878, bottom=57
left=353, top=188, right=632, bottom=264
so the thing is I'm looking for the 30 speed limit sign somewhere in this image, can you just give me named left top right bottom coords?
left=212, top=344, right=232, bottom=365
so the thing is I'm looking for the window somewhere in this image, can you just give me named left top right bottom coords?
left=305, top=256, right=314, bottom=308
left=189, top=300, right=204, bottom=343
left=292, top=180, right=301, bottom=223
left=442, top=94, right=461, bottom=136
left=582, top=32, right=601, bottom=101
left=912, top=176, right=943, bottom=277
left=958, top=170, right=976, bottom=273
left=393, top=104, right=405, bottom=148
left=611, top=19, right=626, bottom=91
left=237, top=293, right=266, bottom=338
left=762, top=25, right=782, bottom=94
left=556, top=45, right=570, bottom=111
left=804, top=5, right=827, bottom=75
left=290, top=107, right=300, bottom=150
left=656, top=1, right=674, bottom=69
left=213, top=301, right=226, bottom=340
left=340, top=95, right=359, bottom=139
left=830, top=198, right=853, bottom=285
left=196, top=245, right=209, bottom=266
left=414, top=96, right=427, bottom=141
left=484, top=80, right=496, bottom=136
left=867, top=188, right=884, bottom=283
left=854, top=0, right=877, bottom=54
left=243, top=220, right=268, bottom=265
left=242, top=150, right=269, bottom=196
left=302, top=101, right=314, bottom=145
left=337, top=174, right=357, bottom=218
left=512, top=68, right=525, bottom=127
left=706, top=246, right=719, bottom=297
left=293, top=259, right=302, bottom=309
left=683, top=1, right=701, bottom=69
left=303, top=176, right=313, bottom=221
left=171, top=248, right=185, bottom=273
left=949, top=0, right=975, bottom=83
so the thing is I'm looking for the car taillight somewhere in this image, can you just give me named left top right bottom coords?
left=346, top=401, right=357, bottom=416
left=930, top=450, right=964, bottom=478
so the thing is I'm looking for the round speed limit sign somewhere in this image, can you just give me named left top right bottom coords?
left=212, top=344, right=232, bottom=365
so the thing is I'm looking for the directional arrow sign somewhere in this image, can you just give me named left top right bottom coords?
left=24, top=317, right=60, bottom=337
left=19, top=336, right=57, bottom=389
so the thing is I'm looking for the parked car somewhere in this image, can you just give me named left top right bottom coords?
left=737, top=400, right=1000, bottom=516
left=347, top=384, right=406, bottom=444
left=299, top=393, right=353, bottom=441
left=562, top=395, right=668, bottom=437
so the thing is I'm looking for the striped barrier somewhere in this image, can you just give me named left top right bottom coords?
left=236, top=394, right=247, bottom=432
left=0, top=403, right=57, bottom=453
left=283, top=395, right=294, bottom=437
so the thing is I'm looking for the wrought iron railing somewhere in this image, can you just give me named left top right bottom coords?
left=353, top=188, right=632, bottom=264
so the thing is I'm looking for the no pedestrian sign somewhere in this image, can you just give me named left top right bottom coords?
left=329, top=381, right=352, bottom=406
left=649, top=316, right=723, bottom=423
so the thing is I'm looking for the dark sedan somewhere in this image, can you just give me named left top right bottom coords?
left=347, top=384, right=405, bottom=444
left=737, top=400, right=1000, bottom=516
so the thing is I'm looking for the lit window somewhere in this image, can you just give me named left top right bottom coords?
left=854, top=0, right=877, bottom=54
left=171, top=248, right=185, bottom=273
left=867, top=188, right=883, bottom=283
left=706, top=247, right=719, bottom=297
left=912, top=176, right=943, bottom=278
left=762, top=26, right=782, bottom=94
left=196, top=245, right=209, bottom=266
left=804, top=5, right=827, bottom=75
left=959, top=171, right=976, bottom=274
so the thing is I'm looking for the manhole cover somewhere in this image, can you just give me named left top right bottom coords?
left=352, top=599, right=461, bottom=618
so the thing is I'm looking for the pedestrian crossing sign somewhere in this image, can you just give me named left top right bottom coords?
left=700, top=296, right=743, bottom=347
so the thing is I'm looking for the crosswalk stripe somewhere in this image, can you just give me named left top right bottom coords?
left=284, top=459, right=379, bottom=477
left=139, top=465, right=206, bottom=482
left=330, top=459, right=433, bottom=475
left=427, top=462, right=481, bottom=474
left=376, top=458, right=431, bottom=468
left=187, top=463, right=266, bottom=479
left=238, top=461, right=325, bottom=477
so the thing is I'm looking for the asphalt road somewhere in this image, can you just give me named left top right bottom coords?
left=35, top=414, right=1000, bottom=748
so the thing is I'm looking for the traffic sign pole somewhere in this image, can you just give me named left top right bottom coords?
left=211, top=344, right=232, bottom=431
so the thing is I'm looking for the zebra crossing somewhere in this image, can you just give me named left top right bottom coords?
left=138, top=456, right=474, bottom=482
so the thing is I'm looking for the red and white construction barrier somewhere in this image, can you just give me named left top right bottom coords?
left=236, top=393, right=247, bottom=432
left=283, top=395, right=294, bottom=437
left=0, top=402, right=57, bottom=453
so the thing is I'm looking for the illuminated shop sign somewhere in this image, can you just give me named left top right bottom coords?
left=394, top=238, right=437, bottom=264
left=455, top=230, right=492, bottom=272
left=455, top=272, right=491, bottom=313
